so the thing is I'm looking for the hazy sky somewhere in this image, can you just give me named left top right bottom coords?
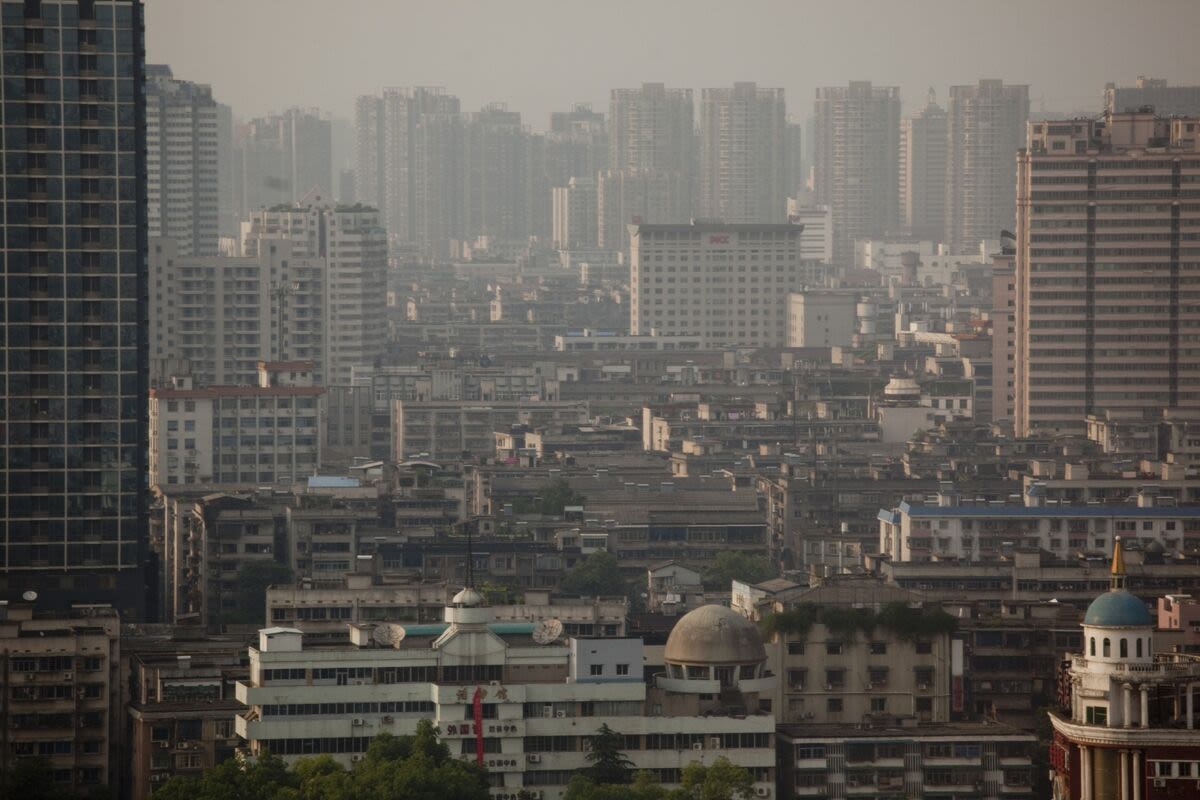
left=147, top=0, right=1200, bottom=129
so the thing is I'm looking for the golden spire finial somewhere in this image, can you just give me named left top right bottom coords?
left=1111, top=536, right=1126, bottom=589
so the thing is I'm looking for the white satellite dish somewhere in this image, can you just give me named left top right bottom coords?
left=21, top=591, right=37, bottom=602
left=532, top=618, right=564, bottom=645
left=372, top=623, right=406, bottom=649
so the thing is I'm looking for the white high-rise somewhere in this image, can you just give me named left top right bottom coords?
left=699, top=83, right=788, bottom=223
left=146, top=64, right=227, bottom=257
left=899, top=89, right=947, bottom=241
left=552, top=177, right=598, bottom=249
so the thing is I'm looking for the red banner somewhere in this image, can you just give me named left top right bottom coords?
left=473, top=687, right=484, bottom=766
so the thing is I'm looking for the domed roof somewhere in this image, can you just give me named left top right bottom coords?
left=664, top=604, right=766, bottom=664
left=1084, top=590, right=1153, bottom=628
left=451, top=587, right=484, bottom=607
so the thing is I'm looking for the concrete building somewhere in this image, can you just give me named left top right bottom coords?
left=393, top=400, right=589, bottom=461
left=1048, top=543, right=1200, bottom=800
left=145, top=64, right=226, bottom=257
left=0, top=0, right=149, bottom=615
left=1105, top=77, right=1200, bottom=117
left=552, top=177, right=598, bottom=249
left=1013, top=110, right=1200, bottom=435
left=945, top=80, right=1029, bottom=253
left=608, top=83, right=694, bottom=208
left=235, top=598, right=776, bottom=798
left=878, top=484, right=1200, bottom=563
left=462, top=104, right=529, bottom=245
left=0, top=603, right=121, bottom=793
left=147, top=364, right=324, bottom=487
left=786, top=202, right=833, bottom=263
left=629, top=222, right=821, bottom=348
left=788, top=291, right=858, bottom=348
left=597, top=167, right=686, bottom=252
left=241, top=197, right=388, bottom=386
left=899, top=89, right=948, bottom=241
left=236, top=108, right=332, bottom=216
left=813, top=82, right=901, bottom=263
left=991, top=249, right=1017, bottom=422
left=698, top=83, right=788, bottom=223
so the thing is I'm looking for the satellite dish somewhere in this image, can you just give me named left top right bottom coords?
left=22, top=591, right=37, bottom=602
left=532, top=618, right=564, bottom=645
left=372, top=623, right=406, bottom=649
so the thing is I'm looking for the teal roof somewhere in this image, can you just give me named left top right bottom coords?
left=1084, top=590, right=1152, bottom=628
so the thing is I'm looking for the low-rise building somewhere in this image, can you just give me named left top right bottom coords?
left=394, top=400, right=589, bottom=461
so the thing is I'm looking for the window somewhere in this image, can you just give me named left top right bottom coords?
left=589, top=664, right=603, bottom=676
left=915, top=641, right=933, bottom=654
left=615, top=664, right=629, bottom=676
left=1085, top=706, right=1107, bottom=725
left=826, top=641, right=843, bottom=655
left=1103, top=638, right=1111, bottom=657
left=869, top=641, right=887, bottom=655
left=1136, top=639, right=1143, bottom=658
left=870, top=697, right=887, bottom=713
left=1090, top=637, right=1096, bottom=656
left=787, top=642, right=805, bottom=655
left=1120, top=639, right=1128, bottom=658
left=826, top=698, right=843, bottom=712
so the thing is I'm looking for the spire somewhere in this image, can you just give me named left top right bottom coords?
left=1110, top=536, right=1127, bottom=590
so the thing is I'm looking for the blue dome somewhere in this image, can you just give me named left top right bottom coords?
left=1084, top=590, right=1152, bottom=627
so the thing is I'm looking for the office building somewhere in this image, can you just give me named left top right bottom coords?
left=1013, top=110, right=1200, bottom=436
left=900, top=89, right=948, bottom=241
left=629, top=222, right=819, bottom=348
left=145, top=64, right=225, bottom=257
left=236, top=107, right=332, bottom=217
left=1048, top=542, right=1200, bottom=800
left=0, top=0, right=149, bottom=615
left=813, top=82, right=901, bottom=263
left=241, top=196, right=388, bottom=386
left=147, top=363, right=324, bottom=487
left=236, top=599, right=777, bottom=798
left=552, top=177, right=598, bottom=249
left=1105, top=76, right=1200, bottom=117
left=785, top=201, right=833, bottom=263
left=698, top=83, right=788, bottom=223
left=945, top=80, right=1029, bottom=253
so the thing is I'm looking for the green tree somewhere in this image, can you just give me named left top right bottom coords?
left=560, top=551, right=625, bottom=597
left=0, top=759, right=86, bottom=800
left=700, top=551, right=775, bottom=591
left=537, top=477, right=586, bottom=516
left=583, top=724, right=635, bottom=785
left=228, top=561, right=294, bottom=624
left=675, top=757, right=755, bottom=800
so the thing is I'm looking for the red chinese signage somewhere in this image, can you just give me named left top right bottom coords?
left=473, top=687, right=484, bottom=766
left=709, top=234, right=730, bottom=244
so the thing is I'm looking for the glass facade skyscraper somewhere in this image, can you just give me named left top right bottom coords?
left=1, top=0, right=148, bottom=617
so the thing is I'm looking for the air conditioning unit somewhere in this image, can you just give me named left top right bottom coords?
left=63, top=672, right=73, bottom=681
left=527, top=754, right=541, bottom=764
left=351, top=718, right=366, bottom=726
left=157, top=741, right=170, bottom=749
left=555, top=710, right=566, bottom=718
left=825, top=684, right=834, bottom=691
left=755, top=788, right=770, bottom=798
left=490, top=680, right=500, bottom=686
left=918, top=683, right=930, bottom=690
left=381, top=716, right=394, bottom=724
left=692, top=742, right=703, bottom=751
left=543, top=705, right=554, bottom=718
left=25, top=673, right=35, bottom=681
left=1153, top=778, right=1166, bottom=788
left=350, top=754, right=363, bottom=763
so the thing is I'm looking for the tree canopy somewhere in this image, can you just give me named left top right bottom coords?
left=0, top=759, right=111, bottom=800
left=560, top=550, right=624, bottom=597
left=583, top=724, right=635, bottom=785
left=510, top=477, right=586, bottom=517
left=700, top=551, right=776, bottom=591
left=153, top=721, right=488, bottom=800
left=565, top=757, right=756, bottom=800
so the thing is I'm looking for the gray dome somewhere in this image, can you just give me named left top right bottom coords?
left=451, top=587, right=484, bottom=607
left=664, top=604, right=766, bottom=665
left=1084, top=590, right=1152, bottom=628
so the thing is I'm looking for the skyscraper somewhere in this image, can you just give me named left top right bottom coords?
left=145, top=64, right=226, bottom=257
left=462, top=103, right=529, bottom=244
left=1013, top=111, right=1200, bottom=436
left=899, top=89, right=948, bottom=241
left=0, top=0, right=149, bottom=616
left=236, top=107, right=332, bottom=219
left=698, top=82, right=788, bottom=223
left=945, top=80, right=1029, bottom=253
left=552, top=177, right=598, bottom=249
left=813, top=82, right=901, bottom=263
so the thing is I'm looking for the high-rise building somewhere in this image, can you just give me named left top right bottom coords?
left=899, top=89, right=948, bottom=241
left=1013, top=111, right=1200, bottom=436
left=552, top=177, right=598, bottom=249
left=597, top=167, right=685, bottom=251
left=785, top=201, right=833, bottom=263
left=0, top=0, right=149, bottom=615
left=536, top=103, right=608, bottom=242
left=236, top=108, right=332, bottom=218
left=813, top=82, right=901, bottom=264
left=785, top=118, right=805, bottom=200
left=145, top=64, right=225, bottom=257
left=698, top=83, right=788, bottom=223
left=945, top=80, right=1029, bottom=253
left=241, top=197, right=388, bottom=386
left=1105, top=76, right=1200, bottom=117
left=462, top=104, right=529, bottom=244
left=629, top=222, right=821, bottom=348
left=352, top=93, right=386, bottom=219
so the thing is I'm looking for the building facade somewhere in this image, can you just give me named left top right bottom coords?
left=551, top=177, right=598, bottom=250
left=629, top=222, right=819, bottom=348
left=698, top=83, right=788, bottom=223
left=945, top=80, right=1029, bottom=253
left=900, top=89, right=948, bottom=241
left=0, top=0, right=149, bottom=615
left=1105, top=77, right=1200, bottom=118
left=1013, top=111, right=1200, bottom=435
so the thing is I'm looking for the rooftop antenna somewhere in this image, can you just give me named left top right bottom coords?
left=465, top=523, right=475, bottom=590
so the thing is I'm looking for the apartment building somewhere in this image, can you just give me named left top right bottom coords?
left=235, top=108, right=331, bottom=215
left=698, top=83, right=788, bottom=223
left=629, top=221, right=820, bottom=348
left=551, top=177, right=598, bottom=250
left=393, top=400, right=589, bottom=461
left=148, top=363, right=323, bottom=487
left=0, top=604, right=121, bottom=792
left=813, top=82, right=901, bottom=263
left=1013, top=110, right=1200, bottom=435
left=945, top=80, right=1029, bottom=253
left=235, top=598, right=776, bottom=798
left=145, top=64, right=226, bottom=257
left=900, top=90, right=948, bottom=241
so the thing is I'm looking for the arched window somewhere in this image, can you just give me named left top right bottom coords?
left=1103, top=638, right=1111, bottom=657
left=1090, top=637, right=1096, bottom=656
left=1136, top=638, right=1143, bottom=658
left=1120, top=639, right=1128, bottom=658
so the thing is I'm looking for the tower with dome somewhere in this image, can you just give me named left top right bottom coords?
left=1049, top=538, right=1200, bottom=799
